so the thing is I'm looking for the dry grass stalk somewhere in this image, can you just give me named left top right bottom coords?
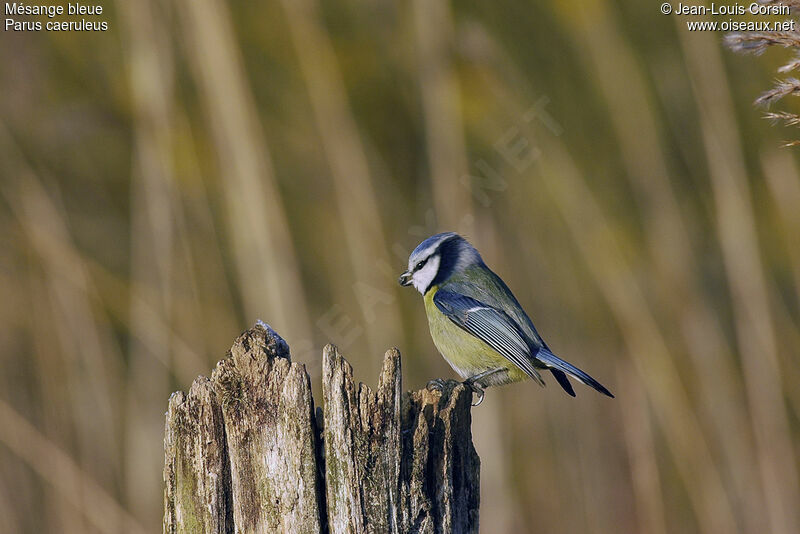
left=725, top=32, right=800, bottom=55
left=764, top=110, right=800, bottom=124
left=684, top=26, right=800, bottom=534
left=755, top=77, right=800, bottom=105
left=278, top=0, right=404, bottom=364
left=176, top=0, right=315, bottom=347
left=726, top=4, right=800, bottom=143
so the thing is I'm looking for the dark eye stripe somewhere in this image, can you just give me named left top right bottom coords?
left=415, top=258, right=428, bottom=271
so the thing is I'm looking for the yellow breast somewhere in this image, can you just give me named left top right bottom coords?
left=423, top=286, right=529, bottom=383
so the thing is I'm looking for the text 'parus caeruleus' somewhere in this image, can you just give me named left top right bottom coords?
left=399, top=232, right=614, bottom=406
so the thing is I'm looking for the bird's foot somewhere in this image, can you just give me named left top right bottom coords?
left=426, top=378, right=449, bottom=392
left=427, top=378, right=484, bottom=404
left=462, top=380, right=485, bottom=406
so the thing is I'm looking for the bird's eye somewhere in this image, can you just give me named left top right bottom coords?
left=415, top=258, right=427, bottom=271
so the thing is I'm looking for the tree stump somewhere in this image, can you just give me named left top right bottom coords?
left=163, top=323, right=480, bottom=533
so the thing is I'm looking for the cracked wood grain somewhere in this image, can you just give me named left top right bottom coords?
left=163, top=323, right=479, bottom=534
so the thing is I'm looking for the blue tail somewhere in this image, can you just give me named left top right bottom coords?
left=535, top=348, right=614, bottom=398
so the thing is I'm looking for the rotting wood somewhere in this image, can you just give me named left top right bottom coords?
left=163, top=323, right=479, bottom=533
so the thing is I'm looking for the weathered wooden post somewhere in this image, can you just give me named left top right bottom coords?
left=163, top=323, right=480, bottom=533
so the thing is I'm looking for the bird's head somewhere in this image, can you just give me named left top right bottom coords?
left=398, top=232, right=483, bottom=294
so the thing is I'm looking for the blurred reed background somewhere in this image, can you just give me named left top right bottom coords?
left=1, top=1, right=799, bottom=533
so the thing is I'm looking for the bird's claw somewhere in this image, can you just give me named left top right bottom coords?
left=426, top=378, right=448, bottom=392
left=427, top=378, right=484, bottom=405
left=463, top=380, right=485, bottom=406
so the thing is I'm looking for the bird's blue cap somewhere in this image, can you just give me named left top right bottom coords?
left=410, top=232, right=459, bottom=261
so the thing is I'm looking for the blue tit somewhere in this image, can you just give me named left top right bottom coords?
left=398, top=232, right=613, bottom=405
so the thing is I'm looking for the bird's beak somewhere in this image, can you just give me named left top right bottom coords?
left=398, top=271, right=412, bottom=287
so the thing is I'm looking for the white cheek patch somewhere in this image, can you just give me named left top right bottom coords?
left=412, top=254, right=441, bottom=294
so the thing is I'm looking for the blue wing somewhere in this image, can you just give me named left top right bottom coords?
left=433, top=290, right=545, bottom=386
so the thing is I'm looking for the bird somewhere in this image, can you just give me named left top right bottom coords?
left=398, top=232, right=613, bottom=405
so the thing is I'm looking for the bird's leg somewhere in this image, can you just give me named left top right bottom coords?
left=463, top=368, right=505, bottom=406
